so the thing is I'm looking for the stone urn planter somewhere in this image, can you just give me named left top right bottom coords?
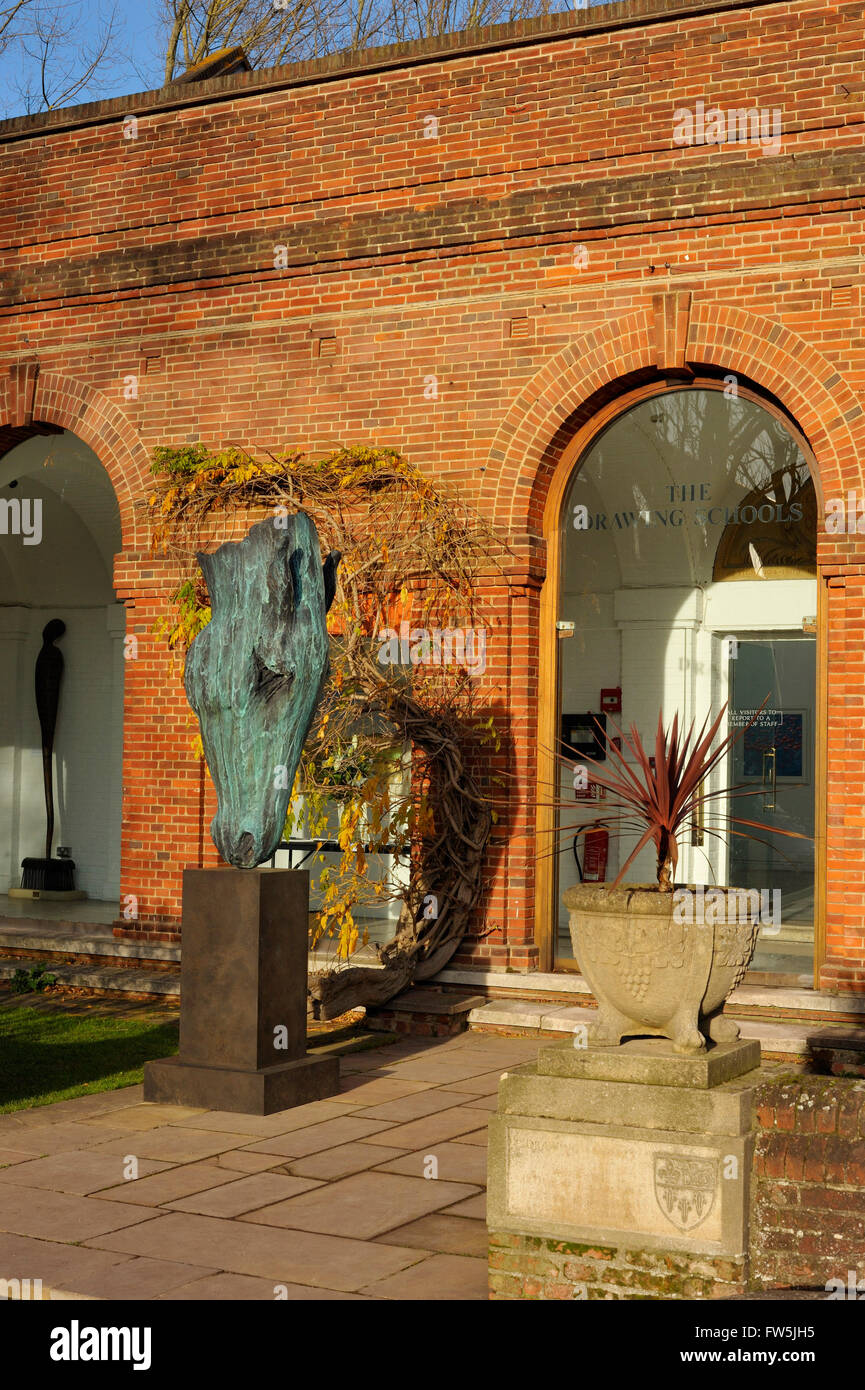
left=563, top=882, right=759, bottom=1054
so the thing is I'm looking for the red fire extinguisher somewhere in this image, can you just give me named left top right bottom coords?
left=581, top=828, right=609, bottom=882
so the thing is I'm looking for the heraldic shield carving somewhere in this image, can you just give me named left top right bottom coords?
left=654, top=1153, right=719, bottom=1232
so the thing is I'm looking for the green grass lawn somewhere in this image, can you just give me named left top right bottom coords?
left=0, top=1002, right=179, bottom=1114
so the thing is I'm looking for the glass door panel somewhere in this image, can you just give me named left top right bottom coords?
left=727, top=636, right=815, bottom=976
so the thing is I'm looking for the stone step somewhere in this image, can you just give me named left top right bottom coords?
left=365, top=988, right=486, bottom=1037
left=0, top=956, right=180, bottom=998
left=439, top=966, right=865, bottom=1025
left=466, top=998, right=862, bottom=1062
left=0, top=923, right=180, bottom=970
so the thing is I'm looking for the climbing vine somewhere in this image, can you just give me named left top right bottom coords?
left=145, top=443, right=505, bottom=1017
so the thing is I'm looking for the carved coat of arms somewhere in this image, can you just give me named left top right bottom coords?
left=653, top=1154, right=718, bottom=1231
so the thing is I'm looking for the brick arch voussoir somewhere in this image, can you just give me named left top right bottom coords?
left=0, top=371, right=149, bottom=552
left=689, top=304, right=864, bottom=506
left=487, top=306, right=864, bottom=536
left=486, top=311, right=654, bottom=532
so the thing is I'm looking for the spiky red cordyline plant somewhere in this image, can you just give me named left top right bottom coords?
left=563, top=702, right=806, bottom=892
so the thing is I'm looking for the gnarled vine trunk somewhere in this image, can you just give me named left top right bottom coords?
left=307, top=686, right=492, bottom=1019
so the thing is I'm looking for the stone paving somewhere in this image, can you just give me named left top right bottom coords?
left=0, top=1031, right=542, bottom=1300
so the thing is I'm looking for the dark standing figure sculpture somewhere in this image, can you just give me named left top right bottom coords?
left=20, top=619, right=77, bottom=892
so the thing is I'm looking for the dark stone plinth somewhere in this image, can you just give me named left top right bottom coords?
left=144, top=867, right=339, bottom=1114
left=144, top=1051, right=338, bottom=1115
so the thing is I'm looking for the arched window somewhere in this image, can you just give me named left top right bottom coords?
left=555, top=386, right=817, bottom=978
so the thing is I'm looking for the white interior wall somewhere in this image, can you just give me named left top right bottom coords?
left=0, top=433, right=124, bottom=901
left=557, top=389, right=817, bottom=949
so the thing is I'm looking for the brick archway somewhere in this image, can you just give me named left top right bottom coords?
left=497, top=303, right=865, bottom=991
left=486, top=303, right=865, bottom=537
left=0, top=366, right=149, bottom=552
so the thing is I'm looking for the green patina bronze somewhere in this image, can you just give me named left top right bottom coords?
left=185, top=511, right=340, bottom=868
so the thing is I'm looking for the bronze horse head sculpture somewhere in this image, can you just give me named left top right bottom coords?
left=185, top=511, right=340, bottom=868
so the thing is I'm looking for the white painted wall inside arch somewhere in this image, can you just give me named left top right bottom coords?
left=0, top=432, right=124, bottom=901
left=556, top=388, right=818, bottom=966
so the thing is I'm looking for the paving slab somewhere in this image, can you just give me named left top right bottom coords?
left=374, top=1142, right=487, bottom=1186
left=95, top=1160, right=245, bottom=1206
left=85, top=1104, right=209, bottom=1131
left=438, top=1070, right=508, bottom=1095
left=215, top=1151, right=284, bottom=1174
left=458, top=1039, right=545, bottom=1056
left=159, top=1273, right=370, bottom=1300
left=0, top=1116, right=41, bottom=1137
left=428, top=1041, right=539, bottom=1061
left=243, top=1115, right=393, bottom=1158
left=0, top=1185, right=159, bottom=1242
left=441, top=1192, right=486, bottom=1219
left=458, top=1092, right=499, bottom=1112
left=241, top=1171, right=480, bottom=1240
left=361, top=1252, right=488, bottom=1300
left=0, top=1086, right=146, bottom=1127
left=90, top=1126, right=256, bottom=1164
left=361, top=1107, right=489, bottom=1150
left=4, top=1092, right=144, bottom=1125
left=90, top=1085, right=146, bottom=1107
left=0, top=1029, right=545, bottom=1298
left=47, top=1256, right=222, bottom=1301
left=0, top=1150, right=170, bottom=1195
left=364, top=1041, right=440, bottom=1058
left=0, top=1231, right=145, bottom=1290
left=287, top=1142, right=408, bottom=1182
left=0, top=1149, right=39, bottom=1167
left=167, top=1173, right=323, bottom=1217
left=373, top=1213, right=489, bottom=1257
left=171, top=1102, right=357, bottom=1137
left=454, top=1129, right=489, bottom=1146
left=384, top=1058, right=511, bottom=1085
left=0, top=1122, right=131, bottom=1155
left=339, top=1055, right=401, bottom=1074
left=353, top=1089, right=472, bottom=1123
left=84, top=1211, right=425, bottom=1292
left=336, top=1076, right=434, bottom=1104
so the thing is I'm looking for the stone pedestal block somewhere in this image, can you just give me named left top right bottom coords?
left=488, top=1036, right=762, bottom=1299
left=144, top=867, right=338, bottom=1115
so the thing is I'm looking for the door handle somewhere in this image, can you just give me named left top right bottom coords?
left=762, top=748, right=776, bottom=811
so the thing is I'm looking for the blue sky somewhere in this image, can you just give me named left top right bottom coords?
left=0, top=0, right=165, bottom=117
left=0, top=0, right=614, bottom=120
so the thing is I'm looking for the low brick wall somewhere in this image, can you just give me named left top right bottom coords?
left=489, top=1235, right=746, bottom=1300
left=365, top=1008, right=466, bottom=1038
left=364, top=990, right=484, bottom=1037
left=751, top=1074, right=865, bottom=1292
left=490, top=1072, right=865, bottom=1299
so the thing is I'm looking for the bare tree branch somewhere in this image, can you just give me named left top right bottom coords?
left=6, top=0, right=124, bottom=114
left=0, top=0, right=33, bottom=50
left=158, top=0, right=570, bottom=82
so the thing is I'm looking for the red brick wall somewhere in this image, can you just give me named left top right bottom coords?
left=1, top=0, right=864, bottom=977
left=489, top=1233, right=748, bottom=1300
left=752, top=1074, right=865, bottom=1291
left=490, top=1073, right=865, bottom=1299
